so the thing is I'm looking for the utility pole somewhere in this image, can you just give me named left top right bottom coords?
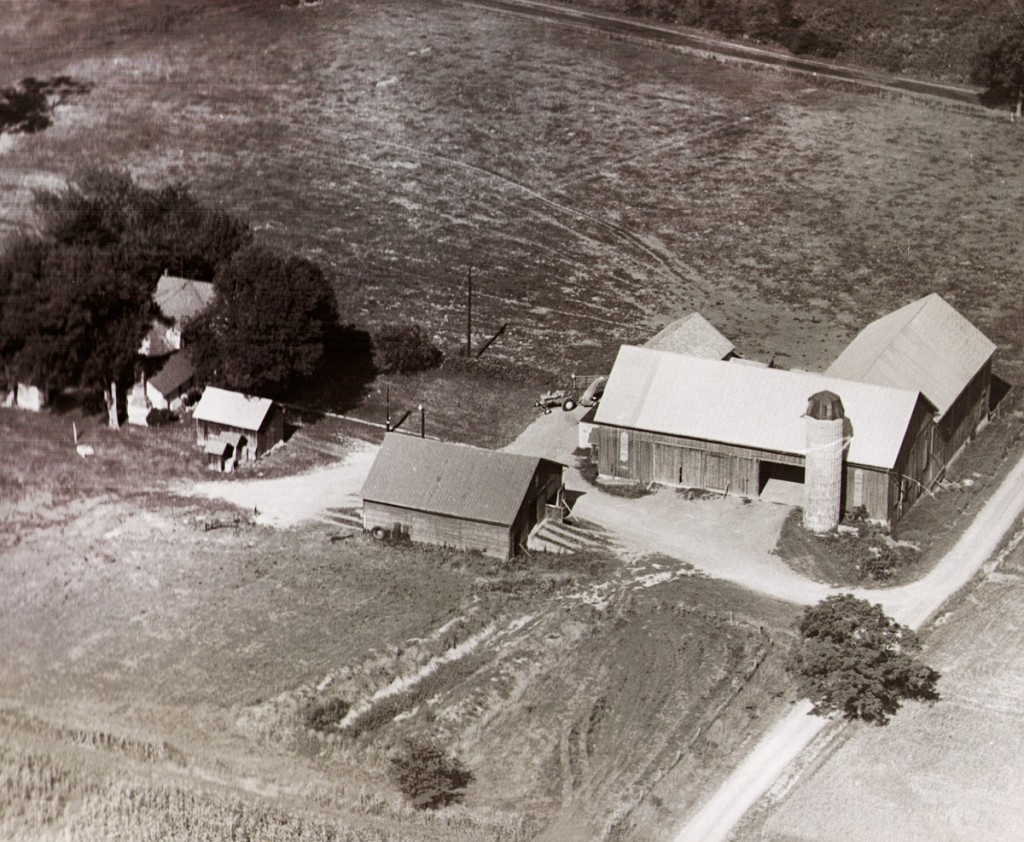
left=419, top=404, right=425, bottom=438
left=465, top=266, right=473, bottom=358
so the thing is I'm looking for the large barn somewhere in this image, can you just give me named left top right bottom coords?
left=592, top=295, right=995, bottom=525
left=361, top=434, right=565, bottom=560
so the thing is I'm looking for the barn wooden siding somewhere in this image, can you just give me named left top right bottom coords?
left=363, top=502, right=512, bottom=559
left=596, top=426, right=800, bottom=498
left=598, top=395, right=935, bottom=524
left=932, top=360, right=991, bottom=470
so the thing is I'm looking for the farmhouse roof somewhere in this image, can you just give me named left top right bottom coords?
left=594, top=345, right=923, bottom=470
left=154, top=274, right=215, bottom=325
left=148, top=350, right=194, bottom=397
left=644, top=312, right=735, bottom=360
left=360, top=434, right=563, bottom=527
left=826, top=293, right=995, bottom=420
left=193, top=386, right=275, bottom=431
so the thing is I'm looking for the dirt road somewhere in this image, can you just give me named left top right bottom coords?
left=672, top=448, right=1024, bottom=842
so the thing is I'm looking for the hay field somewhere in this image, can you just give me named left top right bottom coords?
left=2, top=0, right=1022, bottom=397
left=737, top=530, right=1024, bottom=841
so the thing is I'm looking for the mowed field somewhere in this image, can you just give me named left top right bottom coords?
left=2, top=0, right=1023, bottom=399
left=735, top=529, right=1024, bottom=842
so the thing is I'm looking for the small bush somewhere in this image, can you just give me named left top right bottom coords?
left=372, top=324, right=443, bottom=374
left=303, top=697, right=350, bottom=733
left=388, top=737, right=472, bottom=809
left=146, top=407, right=179, bottom=426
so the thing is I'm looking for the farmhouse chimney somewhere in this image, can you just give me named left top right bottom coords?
left=803, top=390, right=845, bottom=533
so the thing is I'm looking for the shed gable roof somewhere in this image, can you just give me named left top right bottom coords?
left=644, top=312, right=735, bottom=360
left=594, top=346, right=923, bottom=470
left=361, top=434, right=562, bottom=527
left=148, top=350, right=195, bottom=397
left=193, top=386, right=275, bottom=431
left=825, top=293, right=995, bottom=419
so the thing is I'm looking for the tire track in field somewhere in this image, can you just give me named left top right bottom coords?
left=373, top=139, right=702, bottom=293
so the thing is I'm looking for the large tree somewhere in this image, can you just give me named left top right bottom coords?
left=187, top=245, right=338, bottom=394
left=972, top=17, right=1024, bottom=117
left=788, top=594, right=940, bottom=725
left=35, top=168, right=252, bottom=283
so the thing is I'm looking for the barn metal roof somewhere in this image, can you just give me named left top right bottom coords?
left=360, top=434, right=563, bottom=527
left=148, top=350, right=194, bottom=397
left=825, top=293, right=995, bottom=420
left=645, top=312, right=735, bottom=360
left=154, top=275, right=215, bottom=324
left=594, top=346, right=924, bottom=470
left=193, top=386, right=275, bottom=431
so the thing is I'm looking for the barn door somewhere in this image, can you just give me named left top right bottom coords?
left=705, top=453, right=728, bottom=491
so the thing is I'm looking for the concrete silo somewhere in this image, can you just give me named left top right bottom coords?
left=803, top=390, right=846, bottom=533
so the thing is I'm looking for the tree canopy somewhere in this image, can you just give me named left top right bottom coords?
left=788, top=594, right=940, bottom=725
left=186, top=245, right=339, bottom=394
left=0, top=169, right=253, bottom=424
left=972, top=17, right=1024, bottom=114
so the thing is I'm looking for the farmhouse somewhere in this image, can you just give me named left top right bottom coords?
left=361, top=433, right=566, bottom=561
left=593, top=346, right=934, bottom=525
left=130, top=273, right=216, bottom=425
left=826, top=293, right=995, bottom=477
left=192, top=386, right=283, bottom=472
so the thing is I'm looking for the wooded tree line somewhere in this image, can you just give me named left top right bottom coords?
left=619, top=0, right=1024, bottom=98
left=0, top=170, right=338, bottom=425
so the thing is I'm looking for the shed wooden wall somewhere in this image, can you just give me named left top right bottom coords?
left=195, top=407, right=283, bottom=462
left=362, top=501, right=512, bottom=560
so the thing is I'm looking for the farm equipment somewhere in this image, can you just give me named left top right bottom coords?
left=534, top=375, right=607, bottom=414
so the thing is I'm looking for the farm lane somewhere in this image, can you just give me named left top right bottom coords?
left=184, top=440, right=378, bottom=529
left=672, top=448, right=1024, bottom=842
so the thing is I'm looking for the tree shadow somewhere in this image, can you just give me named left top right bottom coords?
left=274, top=324, right=377, bottom=414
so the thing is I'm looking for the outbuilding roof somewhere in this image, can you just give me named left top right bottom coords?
left=148, top=350, right=194, bottom=397
left=193, top=386, right=275, bottom=431
left=826, top=293, right=995, bottom=419
left=594, top=346, right=924, bottom=470
left=361, top=434, right=563, bottom=527
left=154, top=275, right=215, bottom=325
left=645, top=312, right=735, bottom=360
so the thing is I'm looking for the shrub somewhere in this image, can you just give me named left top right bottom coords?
left=387, top=737, right=472, bottom=809
left=303, top=697, right=350, bottom=733
left=372, top=324, right=443, bottom=374
left=788, top=594, right=939, bottom=724
left=145, top=407, right=179, bottom=426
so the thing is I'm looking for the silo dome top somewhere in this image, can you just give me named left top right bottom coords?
left=806, top=390, right=845, bottom=420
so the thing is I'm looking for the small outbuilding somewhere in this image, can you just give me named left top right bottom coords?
left=192, top=386, right=283, bottom=471
left=360, top=434, right=566, bottom=561
left=644, top=312, right=736, bottom=360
